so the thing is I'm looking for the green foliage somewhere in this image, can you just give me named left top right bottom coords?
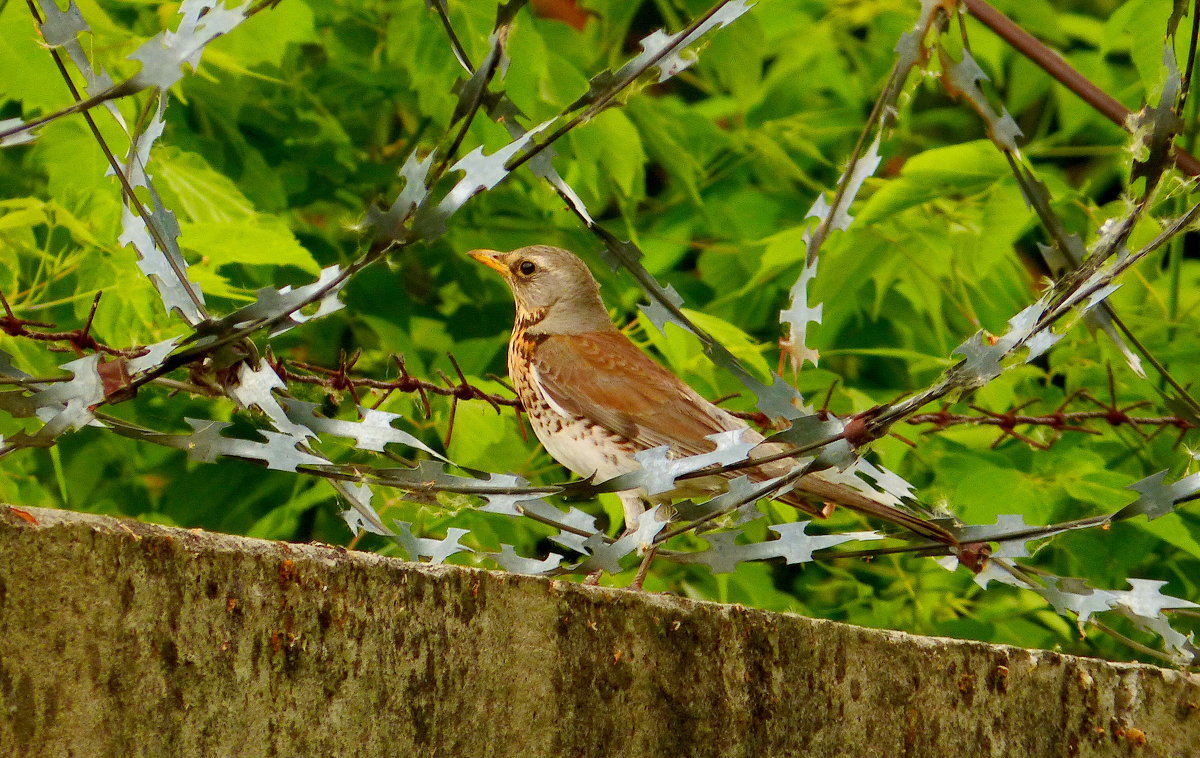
left=1, top=0, right=1198, bottom=664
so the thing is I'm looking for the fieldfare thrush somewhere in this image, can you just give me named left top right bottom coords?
left=470, top=245, right=956, bottom=546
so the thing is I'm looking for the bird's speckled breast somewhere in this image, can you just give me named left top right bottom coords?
left=508, top=329, right=636, bottom=482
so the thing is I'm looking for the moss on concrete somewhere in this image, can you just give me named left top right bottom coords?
left=1, top=505, right=1196, bottom=756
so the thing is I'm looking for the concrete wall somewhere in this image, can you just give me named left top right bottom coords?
left=0, top=505, right=1196, bottom=757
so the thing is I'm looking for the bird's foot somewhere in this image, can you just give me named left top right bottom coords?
left=630, top=545, right=660, bottom=590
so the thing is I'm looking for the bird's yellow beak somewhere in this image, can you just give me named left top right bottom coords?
left=468, top=249, right=508, bottom=276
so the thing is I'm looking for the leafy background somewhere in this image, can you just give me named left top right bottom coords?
left=1, top=0, right=1198, bottom=664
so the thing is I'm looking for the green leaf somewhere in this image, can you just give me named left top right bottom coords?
left=0, top=3, right=73, bottom=111
left=181, top=219, right=320, bottom=275
left=569, top=109, right=646, bottom=200
left=856, top=141, right=1010, bottom=226
left=155, top=147, right=258, bottom=223
left=1135, top=512, right=1200, bottom=561
left=207, top=0, right=316, bottom=68
left=445, top=383, right=530, bottom=474
left=935, top=451, right=1045, bottom=525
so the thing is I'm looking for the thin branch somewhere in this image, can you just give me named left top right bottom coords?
left=963, top=0, right=1200, bottom=175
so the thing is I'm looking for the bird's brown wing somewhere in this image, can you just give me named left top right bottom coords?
left=531, top=332, right=959, bottom=544
left=529, top=330, right=737, bottom=456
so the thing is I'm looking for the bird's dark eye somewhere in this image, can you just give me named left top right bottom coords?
left=518, top=260, right=536, bottom=276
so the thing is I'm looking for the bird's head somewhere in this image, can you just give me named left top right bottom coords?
left=469, top=245, right=613, bottom=334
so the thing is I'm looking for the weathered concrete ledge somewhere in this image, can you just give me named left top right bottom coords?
left=0, top=505, right=1196, bottom=757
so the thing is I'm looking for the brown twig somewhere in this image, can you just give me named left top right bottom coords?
left=908, top=399, right=1194, bottom=446
left=962, top=0, right=1200, bottom=176
left=272, top=352, right=525, bottom=415
left=0, top=290, right=147, bottom=359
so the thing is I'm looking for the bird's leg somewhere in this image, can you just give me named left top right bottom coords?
left=631, top=544, right=659, bottom=590
left=581, top=492, right=646, bottom=587
left=621, top=491, right=667, bottom=590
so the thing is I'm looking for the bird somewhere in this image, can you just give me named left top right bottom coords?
left=469, top=244, right=957, bottom=552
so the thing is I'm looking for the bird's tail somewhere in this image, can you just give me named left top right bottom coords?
left=787, top=472, right=958, bottom=546
left=705, top=429, right=959, bottom=547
